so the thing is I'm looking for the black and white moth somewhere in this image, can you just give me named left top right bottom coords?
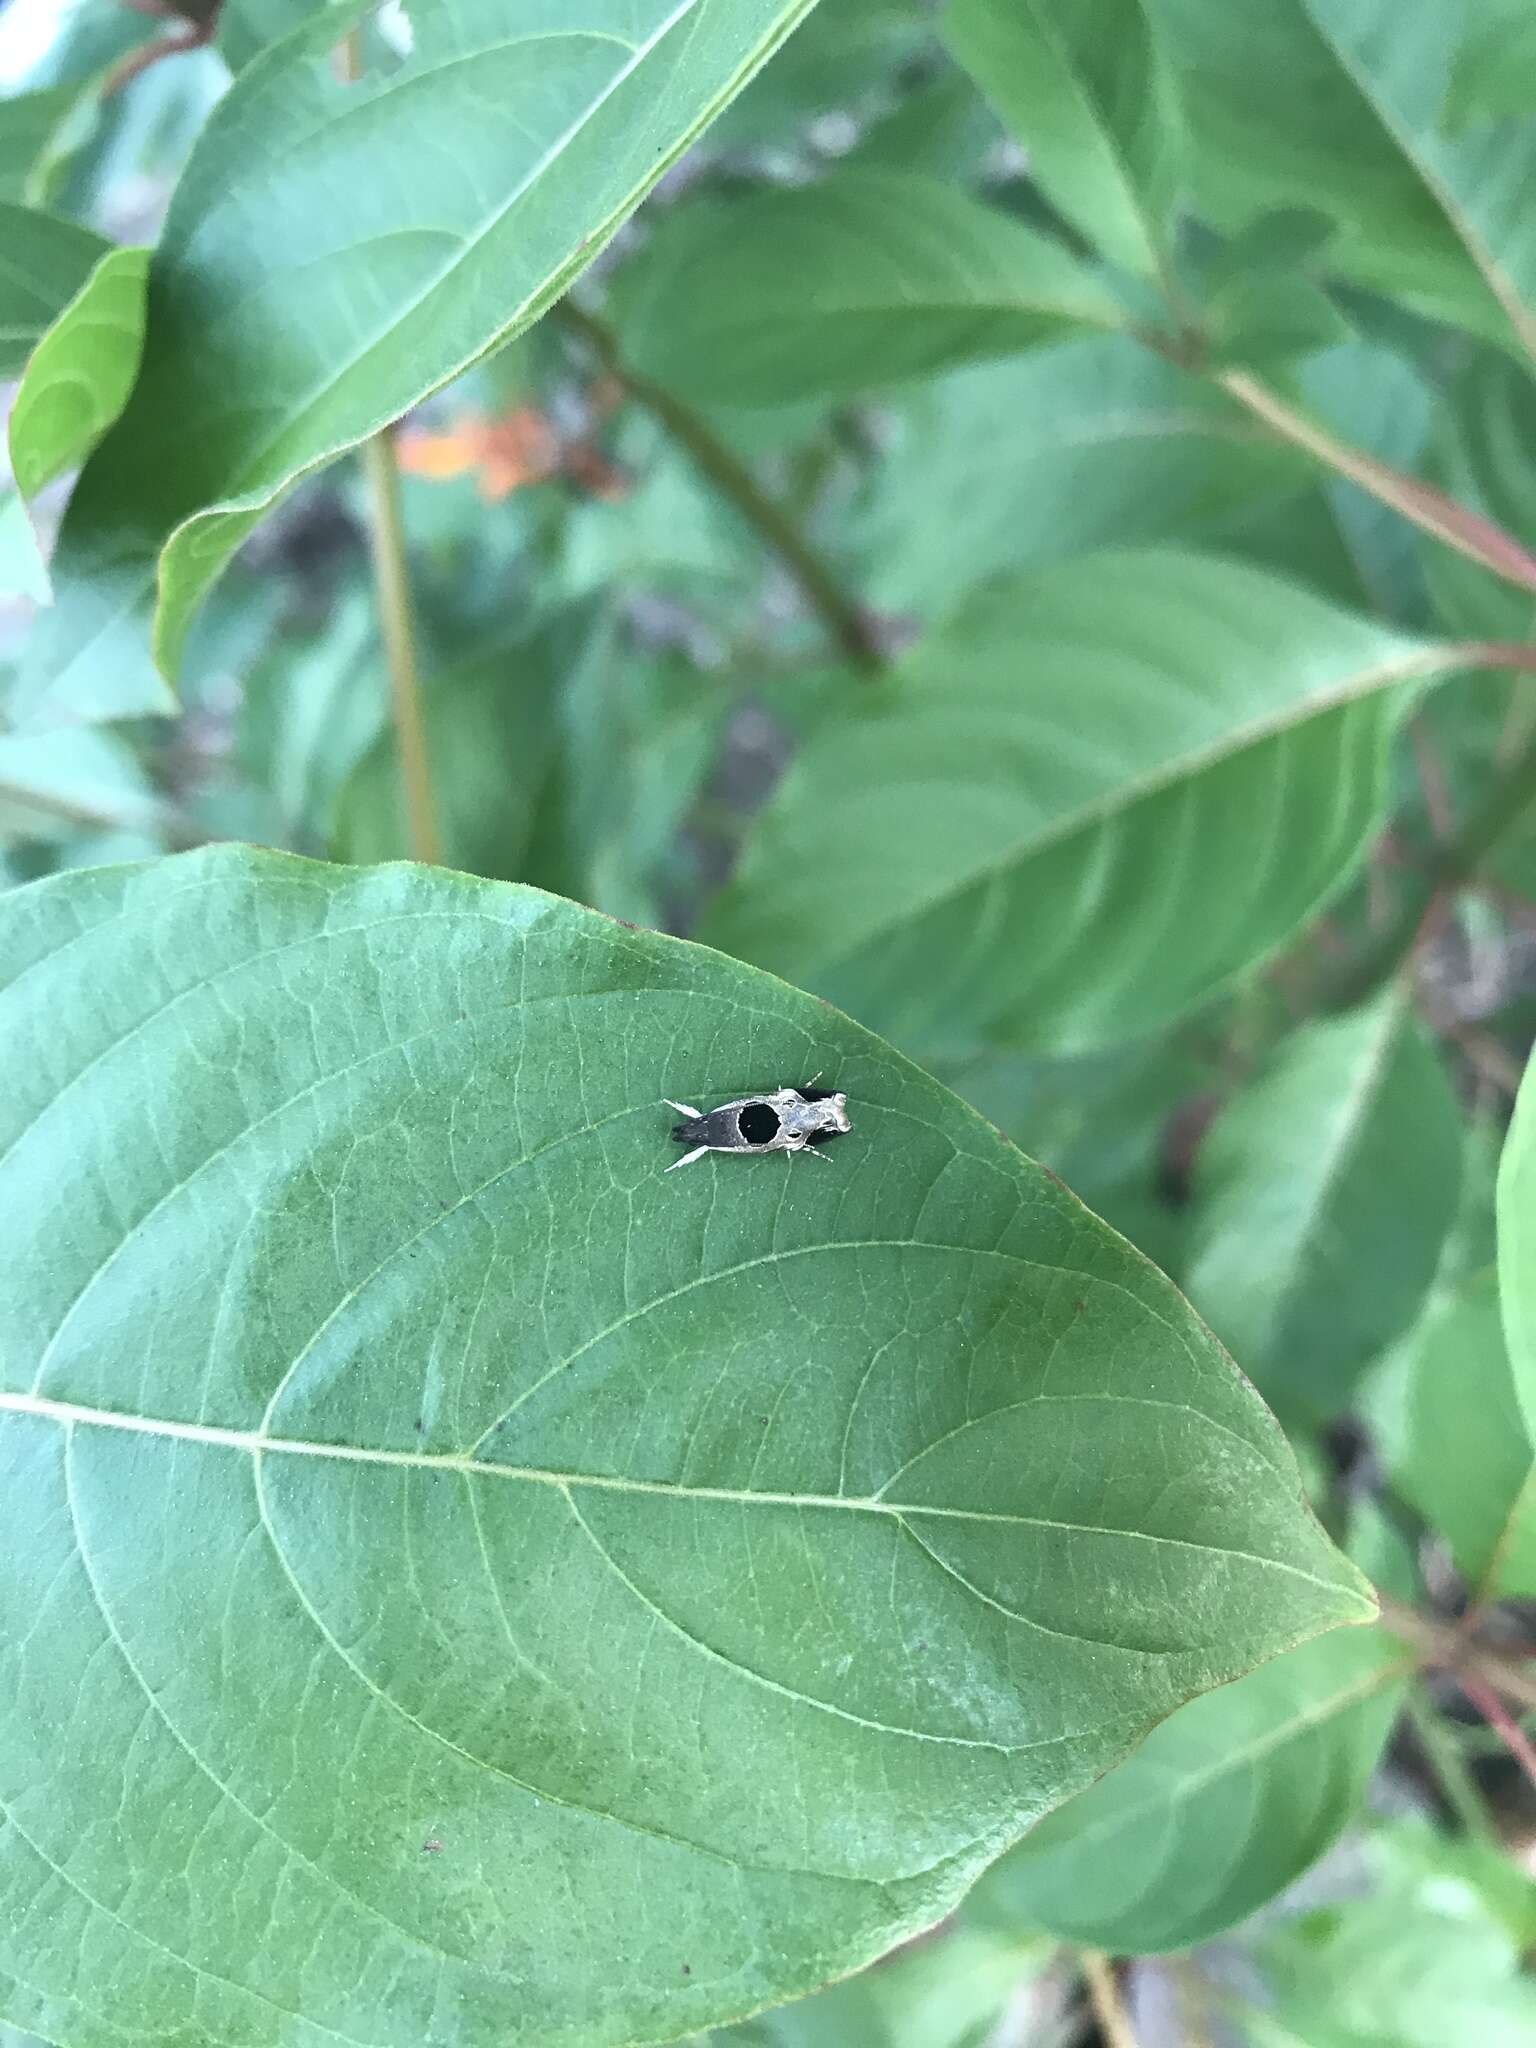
left=664, top=1084, right=852, bottom=1171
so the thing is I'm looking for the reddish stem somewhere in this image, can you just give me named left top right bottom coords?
left=1458, top=1672, right=1536, bottom=1793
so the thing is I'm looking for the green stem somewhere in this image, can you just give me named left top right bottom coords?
left=1321, top=706, right=1536, bottom=1012
left=558, top=300, right=884, bottom=676
left=358, top=427, right=441, bottom=866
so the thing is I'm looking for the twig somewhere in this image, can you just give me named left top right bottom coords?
left=1079, top=1951, right=1137, bottom=2048
left=358, top=426, right=441, bottom=865
left=1215, top=368, right=1536, bottom=598
left=1378, top=1598, right=1536, bottom=1715
left=557, top=299, right=885, bottom=676
left=1457, top=1673, right=1536, bottom=1795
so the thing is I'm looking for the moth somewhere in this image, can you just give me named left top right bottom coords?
left=664, top=1083, right=852, bottom=1171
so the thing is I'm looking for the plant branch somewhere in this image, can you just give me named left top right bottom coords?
left=1404, top=1689, right=1503, bottom=1844
left=1378, top=1598, right=1536, bottom=1716
left=358, top=426, right=441, bottom=866
left=1214, top=369, right=1536, bottom=597
left=1320, top=706, right=1536, bottom=1012
left=1457, top=1672, right=1536, bottom=1795
left=1079, top=1952, right=1137, bottom=2048
left=557, top=299, right=885, bottom=676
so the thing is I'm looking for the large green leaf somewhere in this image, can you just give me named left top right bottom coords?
left=850, top=337, right=1310, bottom=619
left=707, top=0, right=924, bottom=151
left=943, top=0, right=1177, bottom=278
left=1500, top=1049, right=1536, bottom=1436
left=1251, top=1820, right=1536, bottom=2048
left=1145, top=0, right=1536, bottom=351
left=615, top=169, right=1124, bottom=406
left=0, top=85, right=89, bottom=206
left=698, top=1920, right=1045, bottom=2047
left=7, top=244, right=149, bottom=500
left=19, top=0, right=825, bottom=726
left=963, top=1622, right=1408, bottom=1954
left=702, top=551, right=1451, bottom=1057
left=1380, top=1270, right=1536, bottom=1599
left=0, top=846, right=1371, bottom=2048
left=1185, top=990, right=1462, bottom=1421
left=0, top=200, right=108, bottom=378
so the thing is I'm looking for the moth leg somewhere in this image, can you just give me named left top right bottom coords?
left=665, top=1145, right=709, bottom=1173
left=664, top=1099, right=703, bottom=1119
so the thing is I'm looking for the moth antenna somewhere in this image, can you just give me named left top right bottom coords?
left=665, top=1146, right=708, bottom=1173
left=664, top=1099, right=702, bottom=1119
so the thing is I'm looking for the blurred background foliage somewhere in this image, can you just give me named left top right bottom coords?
left=4, top=1, right=1536, bottom=2043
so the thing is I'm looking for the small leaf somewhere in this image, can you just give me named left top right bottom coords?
left=964, top=1623, right=1407, bottom=1954
left=1146, top=0, right=1536, bottom=352
left=22, top=0, right=826, bottom=722
left=0, top=200, right=109, bottom=378
left=702, top=551, right=1448, bottom=1056
left=616, top=169, right=1124, bottom=406
left=851, top=335, right=1310, bottom=619
left=0, top=726, right=164, bottom=845
left=0, top=846, right=1371, bottom=2047
left=1382, top=1271, right=1536, bottom=1600
left=8, top=244, right=149, bottom=500
left=1186, top=990, right=1463, bottom=1421
left=944, top=0, right=1178, bottom=278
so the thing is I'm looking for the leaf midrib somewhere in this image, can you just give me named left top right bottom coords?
left=795, top=640, right=1448, bottom=975
left=0, top=1388, right=1358, bottom=1604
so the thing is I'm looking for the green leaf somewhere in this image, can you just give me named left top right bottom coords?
left=0, top=490, right=51, bottom=605
left=0, top=846, right=1372, bottom=2048
left=0, top=200, right=109, bottom=378
left=850, top=336, right=1310, bottom=619
left=707, top=0, right=924, bottom=151
left=702, top=551, right=1446, bottom=1057
left=0, top=85, right=89, bottom=206
left=0, top=726, right=164, bottom=846
left=7, top=243, right=149, bottom=500
left=332, top=636, right=566, bottom=879
left=1185, top=990, right=1462, bottom=1421
left=21, top=0, right=826, bottom=725
left=615, top=168, right=1124, bottom=406
left=1252, top=1819, right=1536, bottom=2048
left=943, top=0, right=1177, bottom=278
left=1146, top=0, right=1536, bottom=351
left=938, top=1035, right=1209, bottom=1277
left=964, top=1622, right=1407, bottom=1954
left=1499, top=1048, right=1536, bottom=1436
left=237, top=588, right=386, bottom=852
left=216, top=0, right=337, bottom=72
left=1381, top=1270, right=1536, bottom=1600
left=699, top=1920, right=1045, bottom=2047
